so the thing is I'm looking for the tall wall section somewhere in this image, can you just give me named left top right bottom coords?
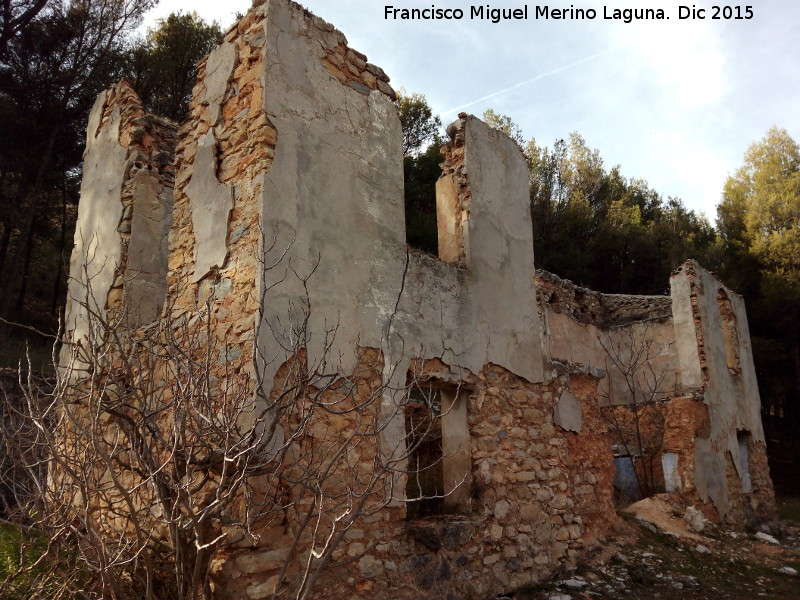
left=63, top=80, right=175, bottom=363
left=167, top=1, right=615, bottom=597
left=248, top=0, right=545, bottom=471
left=167, top=3, right=274, bottom=387
left=670, top=260, right=775, bottom=522
left=253, top=10, right=544, bottom=394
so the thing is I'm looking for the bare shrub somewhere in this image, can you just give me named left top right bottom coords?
left=0, top=263, right=449, bottom=600
left=599, top=322, right=670, bottom=500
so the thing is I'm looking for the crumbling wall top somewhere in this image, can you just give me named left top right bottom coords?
left=536, top=269, right=672, bottom=328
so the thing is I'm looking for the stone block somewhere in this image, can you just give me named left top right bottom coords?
left=483, top=553, right=501, bottom=566
left=236, top=548, right=290, bottom=574
left=358, top=555, right=384, bottom=578
left=494, top=499, right=510, bottom=519
left=520, top=504, right=539, bottom=522
left=246, top=576, right=278, bottom=599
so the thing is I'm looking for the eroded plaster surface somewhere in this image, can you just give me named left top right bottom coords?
left=203, top=41, right=237, bottom=126
left=670, top=271, right=704, bottom=390
left=182, top=40, right=237, bottom=284
left=539, top=284, right=680, bottom=404
left=64, top=96, right=127, bottom=346
left=694, top=436, right=730, bottom=515
left=126, top=170, right=173, bottom=324
left=671, top=261, right=764, bottom=517
left=256, top=0, right=544, bottom=404
left=186, top=130, right=234, bottom=282
left=554, top=389, right=582, bottom=432
left=435, top=173, right=461, bottom=263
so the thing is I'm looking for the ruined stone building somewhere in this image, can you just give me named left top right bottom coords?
left=62, top=0, right=775, bottom=597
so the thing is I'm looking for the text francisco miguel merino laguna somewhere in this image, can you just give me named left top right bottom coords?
left=384, top=5, right=755, bottom=23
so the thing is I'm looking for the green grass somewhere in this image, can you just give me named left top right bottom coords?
left=0, top=523, right=44, bottom=594
left=0, top=523, right=92, bottom=599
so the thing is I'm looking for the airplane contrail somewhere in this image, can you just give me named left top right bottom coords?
left=442, top=47, right=614, bottom=116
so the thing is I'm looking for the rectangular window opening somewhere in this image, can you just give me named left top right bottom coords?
left=737, top=431, right=752, bottom=493
left=403, top=150, right=442, bottom=256
left=403, top=136, right=468, bottom=264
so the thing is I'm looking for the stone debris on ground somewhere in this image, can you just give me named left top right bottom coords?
left=559, top=577, right=587, bottom=589
left=622, top=495, right=708, bottom=541
left=755, top=531, right=781, bottom=545
left=684, top=505, right=711, bottom=533
left=502, top=498, right=800, bottom=600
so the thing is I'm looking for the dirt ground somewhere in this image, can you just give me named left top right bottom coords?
left=511, top=495, right=800, bottom=600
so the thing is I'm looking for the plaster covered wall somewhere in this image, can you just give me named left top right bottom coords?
left=537, top=271, right=680, bottom=407
left=255, top=0, right=544, bottom=443
left=670, top=260, right=771, bottom=519
left=64, top=81, right=175, bottom=357
left=63, top=90, right=126, bottom=349
left=125, top=158, right=174, bottom=325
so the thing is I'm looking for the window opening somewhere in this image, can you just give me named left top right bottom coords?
left=405, top=386, right=443, bottom=518
left=737, top=431, right=752, bottom=493
left=404, top=149, right=442, bottom=255
left=611, top=444, right=642, bottom=506
left=404, top=383, right=471, bottom=518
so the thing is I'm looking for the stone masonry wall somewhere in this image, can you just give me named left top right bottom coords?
left=63, top=0, right=777, bottom=597
left=208, top=356, right=615, bottom=600
left=168, top=4, right=274, bottom=389
left=662, top=396, right=710, bottom=495
left=537, top=270, right=672, bottom=327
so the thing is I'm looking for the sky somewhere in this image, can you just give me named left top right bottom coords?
left=142, top=1, right=800, bottom=220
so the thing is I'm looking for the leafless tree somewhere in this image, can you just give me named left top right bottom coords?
left=598, top=321, right=670, bottom=500
left=0, top=0, right=48, bottom=58
left=0, top=258, right=455, bottom=599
